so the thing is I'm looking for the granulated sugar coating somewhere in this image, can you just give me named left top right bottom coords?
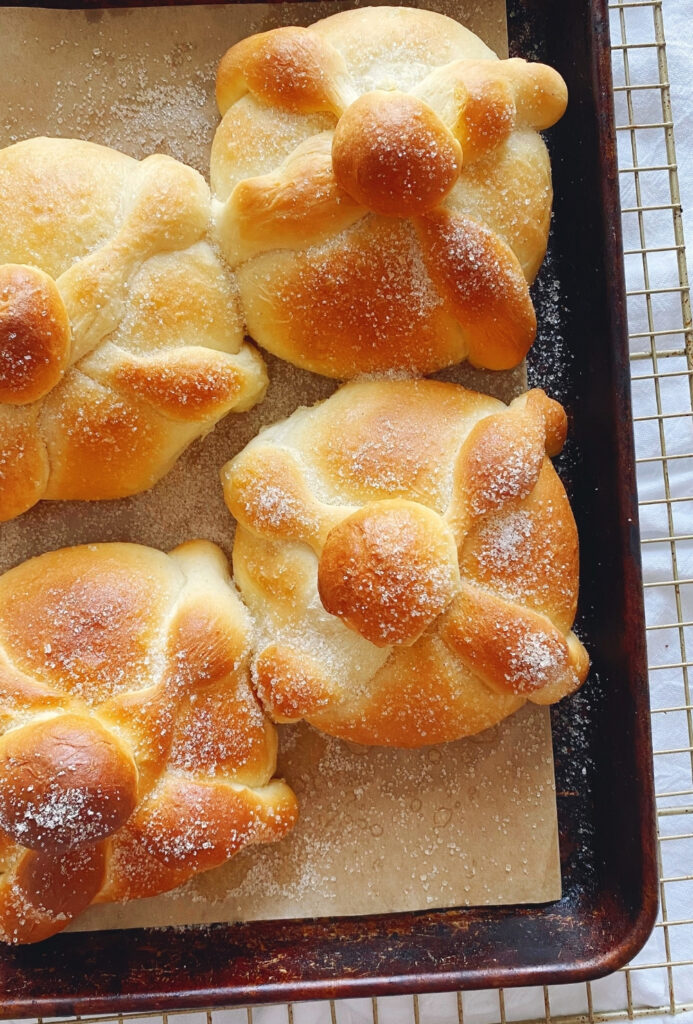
left=0, top=1, right=567, bottom=930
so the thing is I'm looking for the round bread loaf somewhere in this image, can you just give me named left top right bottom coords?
left=222, top=379, right=589, bottom=746
left=0, top=540, right=297, bottom=944
left=212, top=7, right=567, bottom=378
left=0, top=137, right=268, bottom=523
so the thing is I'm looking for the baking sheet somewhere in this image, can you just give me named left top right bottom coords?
left=0, top=1, right=561, bottom=928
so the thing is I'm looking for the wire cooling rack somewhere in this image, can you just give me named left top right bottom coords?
left=6, top=0, right=693, bottom=1022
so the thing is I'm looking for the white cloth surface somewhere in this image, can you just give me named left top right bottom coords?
left=609, top=1, right=693, bottom=1021
left=5, top=1, right=693, bottom=1022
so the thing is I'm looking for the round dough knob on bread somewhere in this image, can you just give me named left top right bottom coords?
left=0, top=540, right=297, bottom=944
left=0, top=264, right=71, bottom=405
left=318, top=500, right=460, bottom=646
left=0, top=714, right=138, bottom=852
left=212, top=6, right=567, bottom=378
left=223, top=379, right=589, bottom=747
left=331, top=91, right=462, bottom=216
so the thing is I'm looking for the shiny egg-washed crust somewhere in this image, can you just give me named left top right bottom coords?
left=0, top=540, right=297, bottom=944
left=0, top=137, right=268, bottom=523
left=222, top=380, right=589, bottom=747
left=212, top=7, right=568, bottom=378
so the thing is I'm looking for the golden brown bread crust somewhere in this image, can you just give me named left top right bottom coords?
left=237, top=218, right=471, bottom=379
left=0, top=540, right=297, bottom=944
left=414, top=209, right=536, bottom=369
left=219, top=133, right=364, bottom=261
left=0, top=265, right=71, bottom=405
left=0, top=404, right=50, bottom=521
left=212, top=7, right=567, bottom=377
left=217, top=26, right=352, bottom=116
left=318, top=500, right=461, bottom=646
left=0, top=715, right=138, bottom=852
left=0, top=137, right=268, bottom=521
left=0, top=842, right=107, bottom=946
left=222, top=379, right=589, bottom=746
left=331, top=91, right=463, bottom=216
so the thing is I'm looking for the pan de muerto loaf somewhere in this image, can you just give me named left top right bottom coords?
left=0, top=540, right=297, bottom=944
left=222, top=380, right=589, bottom=747
left=212, top=7, right=567, bottom=378
left=0, top=137, right=267, bottom=523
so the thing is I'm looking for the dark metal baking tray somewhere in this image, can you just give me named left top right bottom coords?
left=0, top=0, right=657, bottom=1014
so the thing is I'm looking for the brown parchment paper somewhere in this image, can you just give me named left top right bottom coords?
left=0, top=1, right=562, bottom=930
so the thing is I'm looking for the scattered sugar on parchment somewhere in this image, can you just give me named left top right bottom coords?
left=70, top=703, right=560, bottom=930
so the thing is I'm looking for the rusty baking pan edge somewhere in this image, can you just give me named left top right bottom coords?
left=0, top=0, right=657, bottom=1012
